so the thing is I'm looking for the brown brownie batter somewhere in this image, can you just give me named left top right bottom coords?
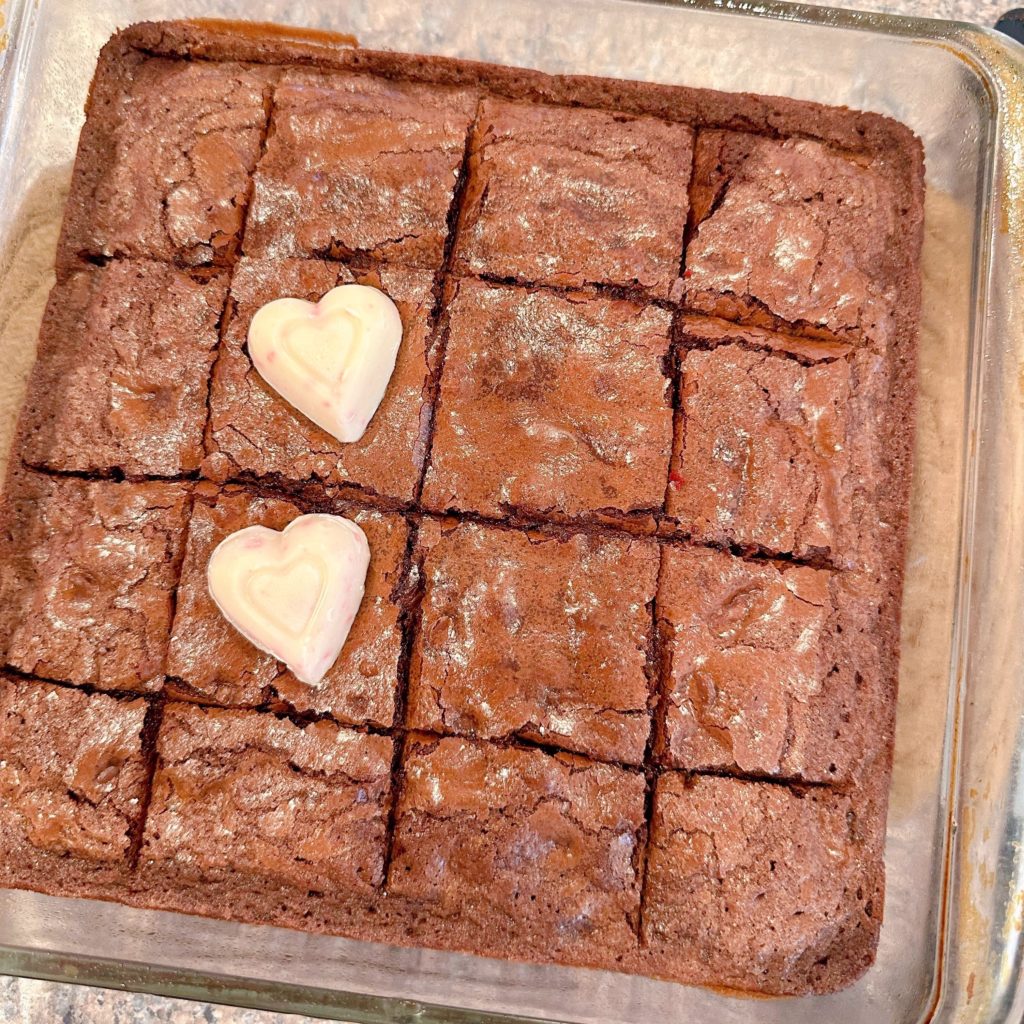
left=139, top=705, right=393, bottom=908
left=667, top=331, right=889, bottom=568
left=244, top=69, right=477, bottom=267
left=20, top=261, right=227, bottom=477
left=642, top=773, right=885, bottom=995
left=657, top=546, right=888, bottom=785
left=59, top=49, right=270, bottom=266
left=684, top=132, right=902, bottom=349
left=455, top=99, right=692, bottom=297
left=0, top=473, right=191, bottom=693
left=0, top=676, right=147, bottom=894
left=408, top=518, right=658, bottom=764
left=388, top=734, right=646, bottom=964
left=166, top=487, right=408, bottom=727
left=422, top=279, right=673, bottom=524
left=204, top=258, right=437, bottom=503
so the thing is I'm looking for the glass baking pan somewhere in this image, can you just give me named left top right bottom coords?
left=0, top=0, right=1021, bottom=1021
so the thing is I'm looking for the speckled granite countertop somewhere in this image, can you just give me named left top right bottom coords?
left=0, top=0, right=1013, bottom=1019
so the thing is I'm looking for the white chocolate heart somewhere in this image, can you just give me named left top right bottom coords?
left=248, top=284, right=404, bottom=443
left=207, top=514, right=370, bottom=686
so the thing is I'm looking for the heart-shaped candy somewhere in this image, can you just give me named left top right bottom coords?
left=207, top=514, right=370, bottom=686
left=248, top=284, right=403, bottom=443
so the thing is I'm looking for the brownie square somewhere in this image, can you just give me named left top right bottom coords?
left=657, top=546, right=888, bottom=784
left=389, top=735, right=645, bottom=962
left=409, top=519, right=657, bottom=764
left=166, top=488, right=408, bottom=727
left=455, top=99, right=692, bottom=297
left=666, top=330, right=888, bottom=567
left=422, top=280, right=674, bottom=523
left=140, top=705, right=393, bottom=903
left=244, top=70, right=477, bottom=266
left=0, top=474, right=191, bottom=693
left=204, top=258, right=437, bottom=503
left=642, top=773, right=884, bottom=995
left=0, top=676, right=148, bottom=892
left=20, top=261, right=227, bottom=477
left=684, top=132, right=901, bottom=348
left=60, top=54, right=269, bottom=265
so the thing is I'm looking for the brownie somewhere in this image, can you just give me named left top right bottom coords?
left=409, top=519, right=658, bottom=764
left=19, top=261, right=227, bottom=477
left=455, top=99, right=692, bottom=297
left=0, top=675, right=148, bottom=895
left=166, top=487, right=408, bottom=728
left=204, top=259, right=437, bottom=503
left=642, top=773, right=885, bottom=995
left=138, top=704, right=393, bottom=919
left=244, top=69, right=477, bottom=266
left=666, top=328, right=889, bottom=568
left=0, top=19, right=927, bottom=999
left=388, top=735, right=646, bottom=964
left=59, top=48, right=270, bottom=266
left=684, top=132, right=903, bottom=349
left=422, top=279, right=674, bottom=524
left=0, top=474, right=191, bottom=693
left=657, top=546, right=889, bottom=784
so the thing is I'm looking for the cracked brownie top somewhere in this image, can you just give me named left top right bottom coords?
left=643, top=772, right=884, bottom=995
left=204, top=257, right=438, bottom=502
left=0, top=676, right=148, bottom=866
left=20, top=261, right=228, bottom=478
left=455, top=98, right=693, bottom=297
left=421, top=279, right=674, bottom=524
left=244, top=70, right=477, bottom=266
left=60, top=56, right=271, bottom=266
left=389, top=734, right=646, bottom=957
left=684, top=132, right=903, bottom=348
left=408, top=517, right=659, bottom=764
left=0, top=475, right=191, bottom=693
left=657, top=546, right=887, bottom=785
left=142, top=704, right=394, bottom=895
left=667, top=326, right=890, bottom=570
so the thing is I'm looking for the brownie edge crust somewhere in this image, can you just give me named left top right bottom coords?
left=0, top=17, right=924, bottom=1001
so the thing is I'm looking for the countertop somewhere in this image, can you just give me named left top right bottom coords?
left=1, top=0, right=1013, bottom=1019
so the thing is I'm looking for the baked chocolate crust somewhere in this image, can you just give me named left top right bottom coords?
left=642, top=772, right=885, bottom=995
left=139, top=705, right=394, bottom=904
left=58, top=53, right=271, bottom=266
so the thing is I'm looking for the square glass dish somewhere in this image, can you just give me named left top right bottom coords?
left=0, top=1, right=1021, bottom=1022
